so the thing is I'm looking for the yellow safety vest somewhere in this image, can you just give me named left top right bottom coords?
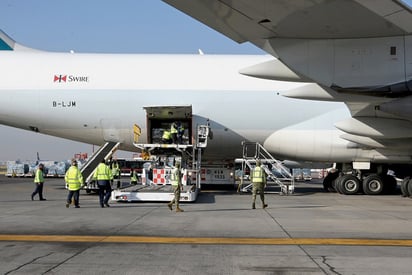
left=65, top=166, right=84, bottom=190
left=252, top=166, right=264, bottom=183
left=170, top=167, right=180, bottom=186
left=34, top=168, right=44, bottom=183
left=112, top=163, right=120, bottom=177
left=162, top=130, right=171, bottom=139
left=131, top=170, right=138, bottom=182
left=170, top=124, right=178, bottom=134
left=94, top=163, right=113, bottom=180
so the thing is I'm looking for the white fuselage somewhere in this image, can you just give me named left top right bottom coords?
left=0, top=50, right=389, bottom=162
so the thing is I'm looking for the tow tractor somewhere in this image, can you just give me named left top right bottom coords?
left=111, top=105, right=210, bottom=202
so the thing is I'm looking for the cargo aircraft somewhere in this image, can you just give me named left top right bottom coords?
left=1, top=0, right=412, bottom=196
left=163, top=0, right=412, bottom=195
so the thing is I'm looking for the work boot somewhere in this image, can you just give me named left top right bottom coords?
left=252, top=203, right=256, bottom=209
left=65, top=202, right=70, bottom=208
left=263, top=204, right=268, bottom=209
left=167, top=203, right=173, bottom=211
left=176, top=207, right=184, bottom=212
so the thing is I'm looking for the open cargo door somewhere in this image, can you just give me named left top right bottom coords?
left=144, top=105, right=192, bottom=144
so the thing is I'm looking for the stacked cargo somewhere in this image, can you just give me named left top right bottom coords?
left=6, top=161, right=29, bottom=177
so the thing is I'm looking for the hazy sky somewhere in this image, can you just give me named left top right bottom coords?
left=1, top=0, right=411, bottom=161
left=0, top=0, right=262, bottom=161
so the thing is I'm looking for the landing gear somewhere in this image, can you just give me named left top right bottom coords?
left=338, top=174, right=360, bottom=195
left=324, top=169, right=397, bottom=195
left=362, top=174, right=383, bottom=195
left=401, top=177, right=410, bottom=197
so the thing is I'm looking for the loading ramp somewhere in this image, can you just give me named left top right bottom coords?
left=237, top=141, right=294, bottom=195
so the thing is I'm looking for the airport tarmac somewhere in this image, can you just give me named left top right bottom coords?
left=1, top=177, right=412, bottom=274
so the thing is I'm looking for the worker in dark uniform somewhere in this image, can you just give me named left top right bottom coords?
left=250, top=160, right=268, bottom=209
left=177, top=121, right=184, bottom=144
left=94, top=159, right=113, bottom=208
left=31, top=163, right=46, bottom=201
left=111, top=160, right=121, bottom=189
left=170, top=121, right=178, bottom=144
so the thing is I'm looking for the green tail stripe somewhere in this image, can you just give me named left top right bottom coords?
left=0, top=38, right=13, bottom=51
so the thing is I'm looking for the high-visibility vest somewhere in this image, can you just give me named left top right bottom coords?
left=170, top=123, right=178, bottom=134
left=162, top=130, right=171, bottom=139
left=94, top=163, right=113, bottom=180
left=131, top=170, right=138, bottom=182
left=252, top=166, right=264, bottom=183
left=34, top=168, right=44, bottom=183
left=170, top=167, right=180, bottom=186
left=65, top=166, right=84, bottom=190
left=112, top=163, right=120, bottom=177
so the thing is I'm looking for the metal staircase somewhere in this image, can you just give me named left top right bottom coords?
left=238, top=141, right=294, bottom=195
left=81, top=141, right=121, bottom=185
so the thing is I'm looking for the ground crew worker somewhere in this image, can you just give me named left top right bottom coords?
left=111, top=160, right=121, bottom=189
left=31, top=163, right=46, bottom=201
left=167, top=162, right=184, bottom=212
left=250, top=160, right=268, bottom=209
left=177, top=121, right=184, bottom=144
left=65, top=159, right=84, bottom=208
left=170, top=121, right=178, bottom=144
left=94, top=159, right=113, bottom=208
left=130, top=168, right=138, bottom=185
left=161, top=129, right=172, bottom=144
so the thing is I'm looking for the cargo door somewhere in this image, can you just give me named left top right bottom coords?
left=144, top=105, right=192, bottom=144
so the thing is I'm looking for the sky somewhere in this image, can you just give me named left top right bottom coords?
left=0, top=0, right=263, bottom=161
left=1, top=0, right=412, bottom=161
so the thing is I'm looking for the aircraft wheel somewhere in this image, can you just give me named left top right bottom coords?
left=400, top=177, right=410, bottom=197
left=406, top=179, right=412, bottom=198
left=363, top=174, right=384, bottom=195
left=339, top=174, right=360, bottom=195
left=334, top=176, right=344, bottom=194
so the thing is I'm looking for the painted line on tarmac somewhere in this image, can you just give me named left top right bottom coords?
left=1, top=235, right=412, bottom=246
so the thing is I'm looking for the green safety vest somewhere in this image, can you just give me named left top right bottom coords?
left=65, top=166, right=84, bottom=190
left=170, top=167, right=180, bottom=186
left=112, top=163, right=120, bottom=176
left=252, top=166, right=265, bottom=183
left=94, top=163, right=113, bottom=180
left=131, top=170, right=138, bottom=182
left=170, top=124, right=178, bottom=134
left=34, top=168, right=44, bottom=183
left=162, top=130, right=171, bottom=139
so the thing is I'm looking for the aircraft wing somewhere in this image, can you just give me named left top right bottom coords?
left=163, top=0, right=412, bottom=51
left=164, top=0, right=412, bottom=151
